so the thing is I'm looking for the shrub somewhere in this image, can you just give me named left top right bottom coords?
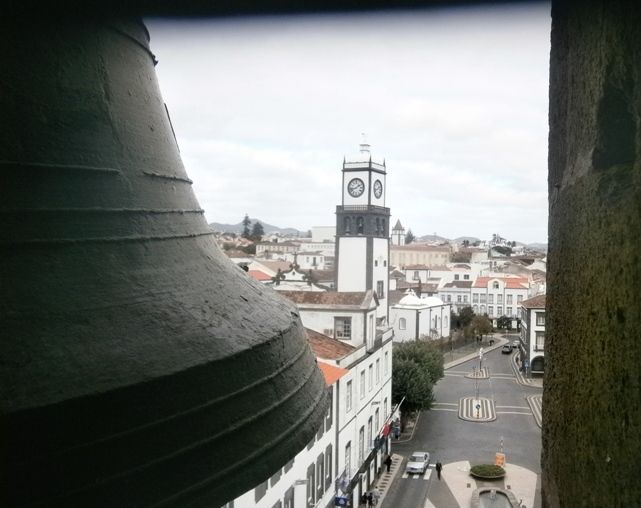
left=469, top=464, right=506, bottom=479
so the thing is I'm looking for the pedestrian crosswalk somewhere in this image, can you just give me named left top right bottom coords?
left=401, top=465, right=433, bottom=480
left=465, top=367, right=489, bottom=379
left=458, top=396, right=496, bottom=422
left=527, top=394, right=543, bottom=427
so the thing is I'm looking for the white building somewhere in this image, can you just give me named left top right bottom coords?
left=438, top=281, right=473, bottom=312
left=391, top=219, right=405, bottom=246
left=519, top=294, right=546, bottom=376
left=390, top=244, right=451, bottom=269
left=279, top=291, right=394, bottom=505
left=335, top=142, right=390, bottom=323
left=471, top=276, right=529, bottom=325
left=389, top=292, right=451, bottom=342
left=231, top=336, right=349, bottom=508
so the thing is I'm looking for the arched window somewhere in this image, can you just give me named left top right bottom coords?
left=493, top=281, right=499, bottom=289
left=344, top=216, right=351, bottom=234
left=357, top=217, right=364, bottom=234
left=473, top=305, right=479, bottom=313
left=480, top=305, right=486, bottom=314
left=399, top=318, right=406, bottom=330
left=376, top=217, right=381, bottom=235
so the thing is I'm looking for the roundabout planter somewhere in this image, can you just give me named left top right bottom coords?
left=469, top=464, right=506, bottom=480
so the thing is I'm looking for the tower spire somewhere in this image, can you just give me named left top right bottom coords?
left=359, top=132, right=370, bottom=154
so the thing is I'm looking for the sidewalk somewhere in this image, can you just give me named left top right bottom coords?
left=444, top=335, right=509, bottom=370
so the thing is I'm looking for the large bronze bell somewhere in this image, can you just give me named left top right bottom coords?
left=0, top=19, right=328, bottom=507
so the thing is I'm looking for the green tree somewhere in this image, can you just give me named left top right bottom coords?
left=471, top=315, right=493, bottom=339
left=241, top=214, right=251, bottom=239
left=250, top=221, right=265, bottom=242
left=458, top=306, right=475, bottom=328
left=451, top=251, right=472, bottom=262
left=493, top=245, right=513, bottom=256
left=462, top=239, right=470, bottom=247
left=394, top=341, right=444, bottom=383
left=392, top=341, right=444, bottom=426
left=405, top=229, right=415, bottom=245
left=392, top=358, right=434, bottom=417
left=497, top=315, right=512, bottom=330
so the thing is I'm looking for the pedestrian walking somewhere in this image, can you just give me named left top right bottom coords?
left=371, top=489, right=380, bottom=505
left=384, top=455, right=392, bottom=473
left=366, top=491, right=373, bottom=507
left=435, top=461, right=442, bottom=480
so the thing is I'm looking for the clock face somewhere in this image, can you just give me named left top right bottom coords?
left=373, top=179, right=383, bottom=198
left=347, top=178, right=365, bottom=197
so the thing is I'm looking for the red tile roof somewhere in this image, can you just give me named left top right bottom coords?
left=318, top=362, right=349, bottom=386
left=403, top=264, right=430, bottom=270
left=247, top=270, right=271, bottom=282
left=521, top=294, right=546, bottom=309
left=280, top=290, right=373, bottom=308
left=473, top=276, right=528, bottom=289
left=307, top=328, right=356, bottom=359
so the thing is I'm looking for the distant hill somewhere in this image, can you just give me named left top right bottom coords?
left=209, top=218, right=303, bottom=236
left=416, top=234, right=450, bottom=243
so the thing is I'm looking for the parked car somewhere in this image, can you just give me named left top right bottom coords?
left=405, top=452, right=430, bottom=474
left=502, top=344, right=513, bottom=354
left=511, top=340, right=520, bottom=349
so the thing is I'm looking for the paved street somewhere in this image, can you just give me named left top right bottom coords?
left=381, top=336, right=542, bottom=508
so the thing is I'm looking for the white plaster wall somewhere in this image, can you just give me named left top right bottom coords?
left=337, top=237, right=367, bottom=292
left=373, top=237, right=389, bottom=320
left=299, top=308, right=366, bottom=348
left=311, top=227, right=336, bottom=243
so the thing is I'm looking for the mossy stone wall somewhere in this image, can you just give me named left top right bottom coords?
left=544, top=1, right=641, bottom=506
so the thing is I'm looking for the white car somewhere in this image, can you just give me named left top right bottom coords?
left=405, top=452, right=430, bottom=474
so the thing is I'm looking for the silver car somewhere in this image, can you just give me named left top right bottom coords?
left=405, top=452, right=430, bottom=474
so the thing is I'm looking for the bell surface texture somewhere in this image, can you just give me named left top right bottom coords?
left=0, top=19, right=328, bottom=507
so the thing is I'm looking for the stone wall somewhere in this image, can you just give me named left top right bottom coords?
left=544, top=1, right=641, bottom=506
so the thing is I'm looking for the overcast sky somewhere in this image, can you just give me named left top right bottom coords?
left=147, top=3, right=550, bottom=243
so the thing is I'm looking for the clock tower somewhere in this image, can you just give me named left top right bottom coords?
left=335, top=141, right=390, bottom=321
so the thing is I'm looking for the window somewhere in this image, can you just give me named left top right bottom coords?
left=535, top=331, right=545, bottom=351
left=454, top=274, right=459, bottom=280
left=284, top=488, right=294, bottom=508
left=358, top=427, right=365, bottom=464
left=346, top=380, right=352, bottom=411
left=343, top=216, right=351, bottom=233
left=517, top=295, right=523, bottom=303
left=457, top=295, right=462, bottom=303
left=325, top=386, right=333, bottom=431
left=384, top=398, right=388, bottom=419
left=507, top=306, right=512, bottom=316
left=399, top=317, right=406, bottom=330
left=357, top=216, right=364, bottom=234
left=413, top=271, right=419, bottom=280
left=464, top=295, right=468, bottom=303
left=316, top=454, right=324, bottom=500
left=306, top=464, right=315, bottom=508
left=473, top=305, right=478, bottom=313
left=498, top=306, right=503, bottom=316
left=497, top=294, right=503, bottom=304
left=360, top=371, right=365, bottom=399
left=325, top=445, right=333, bottom=490
left=488, top=294, right=494, bottom=304
left=345, top=442, right=351, bottom=475
left=488, top=306, right=493, bottom=316
left=270, top=468, right=282, bottom=487
left=473, top=293, right=479, bottom=303
left=480, top=304, right=486, bottom=314
left=447, top=295, right=451, bottom=302
left=480, top=294, right=487, bottom=303
left=368, top=364, right=373, bottom=391
left=493, top=281, right=500, bottom=289
left=374, top=260, right=378, bottom=266
left=384, top=352, right=389, bottom=375
left=377, top=280, right=385, bottom=298
left=375, top=408, right=380, bottom=435
left=536, top=312, right=546, bottom=326
left=507, top=294, right=513, bottom=304
left=464, top=274, right=470, bottom=280
left=367, top=417, right=373, bottom=450
left=255, top=480, right=268, bottom=503
left=375, top=359, right=380, bottom=383
left=284, top=458, right=294, bottom=473
left=335, top=317, right=352, bottom=339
